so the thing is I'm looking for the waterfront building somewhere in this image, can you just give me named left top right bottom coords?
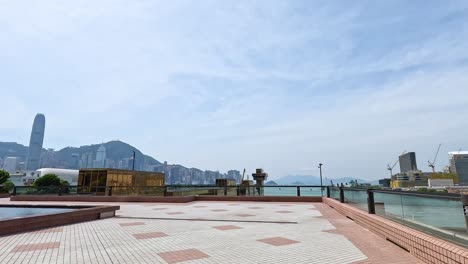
left=77, top=168, right=165, bottom=195
left=399, top=152, right=418, bottom=173
left=390, top=170, right=430, bottom=188
left=2, top=157, right=19, bottom=174
left=378, top=178, right=391, bottom=187
left=36, top=168, right=79, bottom=185
left=25, top=113, right=46, bottom=171
left=448, top=151, right=468, bottom=185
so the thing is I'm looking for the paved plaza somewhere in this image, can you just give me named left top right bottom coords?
left=0, top=198, right=423, bottom=264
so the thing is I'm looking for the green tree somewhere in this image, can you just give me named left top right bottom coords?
left=33, top=174, right=70, bottom=194
left=3, top=181, right=15, bottom=192
left=33, top=174, right=62, bottom=187
left=0, top=170, right=10, bottom=185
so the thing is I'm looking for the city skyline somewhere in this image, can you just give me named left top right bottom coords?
left=1, top=1, right=468, bottom=180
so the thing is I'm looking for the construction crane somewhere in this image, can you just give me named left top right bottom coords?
left=387, top=150, right=407, bottom=177
left=428, top=144, right=442, bottom=173
left=240, top=168, right=246, bottom=182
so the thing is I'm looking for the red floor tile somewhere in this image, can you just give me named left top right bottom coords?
left=119, top=222, right=146, bottom=227
left=11, top=242, right=60, bottom=253
left=257, top=237, right=300, bottom=246
left=132, top=232, right=168, bottom=240
left=33, top=227, right=63, bottom=233
left=236, top=213, right=255, bottom=217
left=158, top=248, right=209, bottom=264
left=213, top=225, right=242, bottom=231
left=166, top=212, right=184, bottom=215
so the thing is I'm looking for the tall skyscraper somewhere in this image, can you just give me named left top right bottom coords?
left=25, top=114, right=46, bottom=171
left=399, top=152, right=418, bottom=173
left=448, top=151, right=468, bottom=185
left=2, top=157, right=19, bottom=174
left=93, top=145, right=106, bottom=168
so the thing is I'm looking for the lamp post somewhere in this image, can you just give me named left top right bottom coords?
left=318, top=163, right=323, bottom=196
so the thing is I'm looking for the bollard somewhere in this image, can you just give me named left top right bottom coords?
left=163, top=186, right=168, bottom=197
left=297, top=186, right=301, bottom=197
left=339, top=187, right=345, bottom=203
left=13, top=186, right=17, bottom=196
left=108, top=186, right=113, bottom=196
left=326, top=186, right=330, bottom=198
left=367, top=189, right=375, bottom=214
left=58, top=187, right=62, bottom=196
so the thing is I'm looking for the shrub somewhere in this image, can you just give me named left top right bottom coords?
left=0, top=170, right=10, bottom=185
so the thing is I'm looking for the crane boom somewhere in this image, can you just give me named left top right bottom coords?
left=386, top=150, right=407, bottom=177
left=428, top=144, right=442, bottom=173
left=240, top=168, right=246, bottom=182
left=432, top=144, right=441, bottom=164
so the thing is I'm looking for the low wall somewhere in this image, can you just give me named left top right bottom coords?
left=0, top=205, right=120, bottom=236
left=10, top=195, right=322, bottom=203
left=10, top=195, right=196, bottom=203
left=197, top=195, right=322, bottom=203
left=0, top=193, right=10, bottom=198
left=323, top=198, right=468, bottom=264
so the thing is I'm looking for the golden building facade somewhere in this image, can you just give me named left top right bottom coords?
left=78, top=169, right=165, bottom=196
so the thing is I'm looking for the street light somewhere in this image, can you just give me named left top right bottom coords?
left=318, top=163, right=323, bottom=196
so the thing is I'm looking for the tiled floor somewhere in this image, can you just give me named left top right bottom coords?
left=0, top=198, right=422, bottom=264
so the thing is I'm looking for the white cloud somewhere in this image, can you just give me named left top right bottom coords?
left=1, top=1, right=468, bottom=180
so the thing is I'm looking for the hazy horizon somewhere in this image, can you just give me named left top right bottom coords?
left=1, top=1, right=468, bottom=180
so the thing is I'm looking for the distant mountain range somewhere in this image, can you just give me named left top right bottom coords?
left=0, top=140, right=161, bottom=170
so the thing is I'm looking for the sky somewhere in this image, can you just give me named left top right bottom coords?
left=1, top=0, right=468, bottom=180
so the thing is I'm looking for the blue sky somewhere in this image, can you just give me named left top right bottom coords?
left=1, top=1, right=468, bottom=180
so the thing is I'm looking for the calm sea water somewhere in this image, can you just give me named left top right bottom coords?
left=0, top=207, right=76, bottom=220
left=263, top=187, right=324, bottom=197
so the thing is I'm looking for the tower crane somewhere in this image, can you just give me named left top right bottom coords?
left=240, top=168, right=246, bottom=182
left=428, top=144, right=442, bottom=173
left=387, top=150, right=407, bottom=177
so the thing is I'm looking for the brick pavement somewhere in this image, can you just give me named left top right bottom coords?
left=0, top=198, right=422, bottom=263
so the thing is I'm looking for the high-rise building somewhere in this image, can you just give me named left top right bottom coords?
left=399, top=152, right=418, bottom=173
left=93, top=145, right=106, bottom=168
left=25, top=114, right=46, bottom=171
left=227, top=170, right=241, bottom=183
left=2, top=157, right=19, bottom=174
left=448, top=151, right=468, bottom=185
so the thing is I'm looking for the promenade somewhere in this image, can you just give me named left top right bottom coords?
left=0, top=198, right=422, bottom=264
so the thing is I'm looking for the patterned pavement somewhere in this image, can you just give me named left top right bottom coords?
left=0, top=199, right=422, bottom=264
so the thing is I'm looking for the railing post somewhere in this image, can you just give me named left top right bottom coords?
left=462, top=194, right=468, bottom=231
left=367, top=189, right=375, bottom=214
left=296, top=186, right=301, bottom=197
left=326, top=186, right=330, bottom=198
left=339, top=187, right=344, bottom=203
